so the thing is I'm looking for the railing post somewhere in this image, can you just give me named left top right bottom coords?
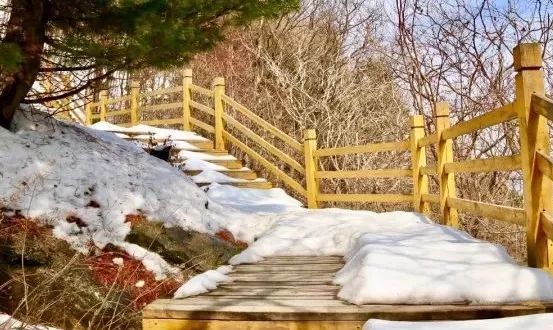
left=85, top=103, right=92, bottom=125
left=410, top=115, right=429, bottom=215
left=514, top=42, right=552, bottom=268
left=436, top=102, right=459, bottom=228
left=304, top=129, right=319, bottom=209
left=182, top=68, right=192, bottom=131
left=99, top=90, right=107, bottom=122
left=130, top=80, right=140, bottom=126
left=213, top=77, right=225, bottom=150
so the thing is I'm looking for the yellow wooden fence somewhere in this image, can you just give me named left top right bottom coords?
left=86, top=43, right=553, bottom=271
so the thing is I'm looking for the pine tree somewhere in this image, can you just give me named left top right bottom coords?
left=0, top=0, right=298, bottom=128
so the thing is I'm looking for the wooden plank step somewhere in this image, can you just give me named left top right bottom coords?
left=206, top=289, right=339, bottom=296
left=249, top=256, right=344, bottom=265
left=184, top=170, right=257, bottom=180
left=232, top=264, right=343, bottom=272
left=200, top=295, right=339, bottom=300
left=217, top=284, right=339, bottom=291
left=144, top=298, right=553, bottom=321
left=196, top=181, right=273, bottom=189
left=184, top=140, right=214, bottom=150
left=202, top=159, right=243, bottom=169
left=174, top=148, right=230, bottom=155
left=229, top=274, right=334, bottom=282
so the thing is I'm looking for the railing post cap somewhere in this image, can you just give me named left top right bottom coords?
left=435, top=101, right=450, bottom=117
left=131, top=80, right=140, bottom=88
left=304, top=129, right=316, bottom=140
left=213, top=77, right=225, bottom=87
left=513, top=43, right=542, bottom=71
left=99, top=90, right=107, bottom=97
left=410, top=114, right=424, bottom=126
left=183, top=68, right=193, bottom=77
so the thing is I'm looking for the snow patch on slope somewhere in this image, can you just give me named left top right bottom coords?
left=0, top=109, right=271, bottom=278
left=0, top=314, right=59, bottom=330
left=363, top=314, right=553, bottom=330
left=173, top=266, right=233, bottom=298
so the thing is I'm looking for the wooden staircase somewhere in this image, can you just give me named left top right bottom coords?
left=174, top=139, right=273, bottom=189
left=122, top=132, right=273, bottom=190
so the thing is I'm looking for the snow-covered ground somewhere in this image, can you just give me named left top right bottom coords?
left=0, top=110, right=274, bottom=279
left=4, top=111, right=553, bottom=328
left=363, top=314, right=553, bottom=330
left=0, top=314, right=59, bottom=330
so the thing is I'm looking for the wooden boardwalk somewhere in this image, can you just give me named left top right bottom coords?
left=143, top=256, right=553, bottom=329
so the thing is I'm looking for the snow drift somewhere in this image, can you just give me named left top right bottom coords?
left=0, top=109, right=269, bottom=278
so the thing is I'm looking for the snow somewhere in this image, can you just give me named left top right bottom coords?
left=173, top=266, right=233, bottom=298
left=179, top=158, right=229, bottom=171
left=112, top=257, right=124, bottom=266
left=0, top=109, right=268, bottom=279
left=91, top=121, right=208, bottom=141
left=206, top=183, right=303, bottom=214
left=172, top=140, right=200, bottom=151
left=228, top=210, right=427, bottom=265
left=7, top=110, right=553, bottom=316
left=363, top=314, right=553, bottom=330
left=192, top=170, right=267, bottom=184
left=128, top=124, right=208, bottom=141
left=117, top=242, right=180, bottom=280
left=225, top=207, right=553, bottom=305
left=335, top=226, right=553, bottom=304
left=178, top=149, right=236, bottom=161
left=0, top=314, right=59, bottom=330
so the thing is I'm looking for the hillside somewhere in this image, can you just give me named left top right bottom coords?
left=2, top=109, right=553, bottom=330
left=0, top=108, right=271, bottom=328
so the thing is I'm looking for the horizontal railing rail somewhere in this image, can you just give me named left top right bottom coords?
left=527, top=93, right=553, bottom=269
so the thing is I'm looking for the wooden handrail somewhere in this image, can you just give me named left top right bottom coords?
left=141, top=102, right=182, bottom=112
left=535, top=150, right=553, bottom=181
left=316, top=169, right=411, bottom=179
left=443, top=155, right=521, bottom=174
left=189, top=100, right=215, bottom=116
left=224, top=114, right=305, bottom=174
left=417, top=133, right=437, bottom=148
left=540, top=211, right=553, bottom=240
left=315, top=140, right=410, bottom=157
left=189, top=117, right=215, bottom=133
left=441, top=103, right=516, bottom=140
left=190, top=84, right=214, bottom=97
left=317, top=194, right=412, bottom=203
left=420, top=166, right=437, bottom=175
left=531, top=94, right=553, bottom=122
left=223, top=130, right=307, bottom=196
left=421, top=194, right=439, bottom=204
left=446, top=197, right=525, bottom=225
left=221, top=94, right=303, bottom=152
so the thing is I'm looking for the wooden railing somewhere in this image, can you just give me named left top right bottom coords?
left=86, top=43, right=553, bottom=271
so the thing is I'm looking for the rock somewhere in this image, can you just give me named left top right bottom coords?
left=126, top=221, right=243, bottom=272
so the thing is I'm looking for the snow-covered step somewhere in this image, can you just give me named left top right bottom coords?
left=195, top=181, right=273, bottom=189
left=184, top=169, right=258, bottom=180
left=201, top=159, right=243, bottom=169
left=182, top=149, right=231, bottom=156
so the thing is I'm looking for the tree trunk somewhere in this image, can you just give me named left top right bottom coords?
left=0, top=0, right=48, bottom=129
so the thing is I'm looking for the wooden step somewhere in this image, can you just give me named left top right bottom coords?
left=203, top=159, right=243, bottom=169
left=184, top=170, right=257, bottom=180
left=196, top=181, right=273, bottom=189
left=172, top=147, right=229, bottom=155
left=189, top=149, right=231, bottom=156
left=185, top=140, right=214, bottom=150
